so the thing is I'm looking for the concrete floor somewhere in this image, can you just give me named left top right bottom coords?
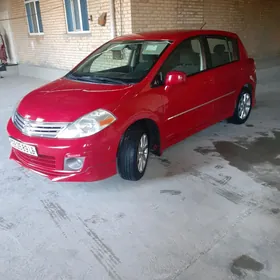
left=0, top=64, right=280, bottom=280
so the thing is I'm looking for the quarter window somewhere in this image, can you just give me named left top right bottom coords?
left=25, top=0, right=43, bottom=34
left=228, top=38, right=239, bottom=62
left=159, top=38, right=204, bottom=79
left=64, top=0, right=90, bottom=32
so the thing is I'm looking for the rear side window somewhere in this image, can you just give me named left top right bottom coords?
left=206, top=36, right=240, bottom=69
left=206, top=37, right=231, bottom=68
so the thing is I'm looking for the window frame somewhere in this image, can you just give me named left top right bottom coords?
left=152, top=36, right=207, bottom=87
left=24, top=0, right=44, bottom=36
left=64, top=0, right=90, bottom=34
left=202, top=35, right=240, bottom=70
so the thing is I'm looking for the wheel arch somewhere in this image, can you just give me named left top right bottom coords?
left=242, top=83, right=253, bottom=94
left=117, top=117, right=162, bottom=157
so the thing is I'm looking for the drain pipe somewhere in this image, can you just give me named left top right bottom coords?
left=109, top=0, right=116, bottom=38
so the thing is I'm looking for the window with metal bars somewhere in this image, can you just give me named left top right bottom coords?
left=64, top=0, right=90, bottom=33
left=25, top=0, right=43, bottom=34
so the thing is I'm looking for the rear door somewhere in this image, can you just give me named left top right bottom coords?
left=204, top=36, right=240, bottom=121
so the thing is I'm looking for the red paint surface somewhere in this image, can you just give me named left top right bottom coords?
left=7, top=30, right=256, bottom=182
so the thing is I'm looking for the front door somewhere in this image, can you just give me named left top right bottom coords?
left=158, top=37, right=216, bottom=145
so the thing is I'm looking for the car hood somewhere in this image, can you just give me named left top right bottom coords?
left=17, top=78, right=135, bottom=122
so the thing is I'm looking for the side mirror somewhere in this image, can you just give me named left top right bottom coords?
left=165, top=71, right=187, bottom=86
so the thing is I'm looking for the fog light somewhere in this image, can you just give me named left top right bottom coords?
left=64, top=157, right=85, bottom=171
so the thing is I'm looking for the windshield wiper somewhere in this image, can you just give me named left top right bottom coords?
left=68, top=74, right=127, bottom=85
left=89, top=76, right=128, bottom=85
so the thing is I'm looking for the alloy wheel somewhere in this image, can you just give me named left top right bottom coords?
left=238, top=92, right=251, bottom=120
left=137, top=134, right=149, bottom=173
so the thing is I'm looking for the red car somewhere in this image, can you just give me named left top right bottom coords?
left=7, top=30, right=256, bottom=182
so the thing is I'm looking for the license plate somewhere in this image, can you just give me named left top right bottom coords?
left=9, top=138, right=38, bottom=157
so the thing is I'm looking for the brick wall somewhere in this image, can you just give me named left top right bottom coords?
left=131, top=0, right=280, bottom=58
left=6, top=0, right=280, bottom=71
left=8, top=0, right=132, bottom=70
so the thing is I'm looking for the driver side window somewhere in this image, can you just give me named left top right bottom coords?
left=159, top=37, right=204, bottom=80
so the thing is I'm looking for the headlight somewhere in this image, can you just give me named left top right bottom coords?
left=56, top=109, right=116, bottom=139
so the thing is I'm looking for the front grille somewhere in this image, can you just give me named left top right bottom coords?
left=14, top=149, right=56, bottom=169
left=13, top=111, right=69, bottom=138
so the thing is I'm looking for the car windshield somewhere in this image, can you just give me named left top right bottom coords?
left=67, top=40, right=171, bottom=85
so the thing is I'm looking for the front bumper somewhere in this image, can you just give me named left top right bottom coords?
left=7, top=119, right=120, bottom=182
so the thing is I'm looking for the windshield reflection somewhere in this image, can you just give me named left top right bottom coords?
left=67, top=40, right=171, bottom=85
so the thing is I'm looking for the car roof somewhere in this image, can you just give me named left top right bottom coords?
left=113, top=30, right=238, bottom=42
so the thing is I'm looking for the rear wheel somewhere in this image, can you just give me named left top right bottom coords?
left=117, top=125, right=149, bottom=181
left=228, top=90, right=252, bottom=124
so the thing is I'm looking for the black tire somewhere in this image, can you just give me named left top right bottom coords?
left=228, top=89, right=252, bottom=124
left=117, top=125, right=149, bottom=181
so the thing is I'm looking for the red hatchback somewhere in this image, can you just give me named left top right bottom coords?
left=7, top=30, right=256, bottom=182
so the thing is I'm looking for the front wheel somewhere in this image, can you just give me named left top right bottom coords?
left=228, top=90, right=252, bottom=124
left=117, top=125, right=149, bottom=181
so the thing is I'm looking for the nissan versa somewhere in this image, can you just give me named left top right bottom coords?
left=7, top=30, right=256, bottom=182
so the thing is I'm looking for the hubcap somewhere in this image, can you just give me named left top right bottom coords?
left=238, top=93, right=251, bottom=120
left=137, top=134, right=149, bottom=173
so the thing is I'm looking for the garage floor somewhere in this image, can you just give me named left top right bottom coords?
left=0, top=65, right=280, bottom=280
